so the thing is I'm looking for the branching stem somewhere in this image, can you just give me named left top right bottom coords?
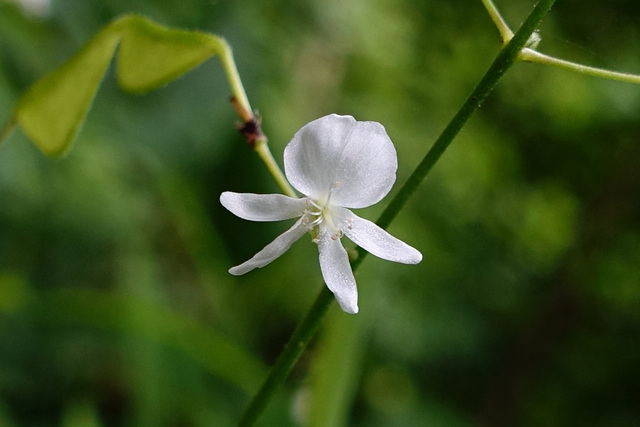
left=236, top=0, right=557, bottom=425
left=521, top=48, right=640, bottom=84
left=482, top=0, right=640, bottom=85
left=481, top=0, right=513, bottom=43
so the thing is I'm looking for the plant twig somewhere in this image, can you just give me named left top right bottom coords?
left=224, top=46, right=297, bottom=198
left=521, top=48, right=640, bottom=85
left=236, top=0, right=557, bottom=425
left=377, top=0, right=556, bottom=230
left=481, top=0, right=513, bottom=43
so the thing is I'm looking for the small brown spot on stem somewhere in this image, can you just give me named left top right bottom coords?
left=230, top=96, right=264, bottom=147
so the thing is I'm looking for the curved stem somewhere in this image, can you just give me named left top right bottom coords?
left=236, top=0, right=557, bottom=425
left=520, top=48, right=640, bottom=85
left=219, top=40, right=297, bottom=197
left=218, top=39, right=253, bottom=114
left=254, top=139, right=297, bottom=198
left=481, top=0, right=513, bottom=43
left=377, top=0, right=556, bottom=230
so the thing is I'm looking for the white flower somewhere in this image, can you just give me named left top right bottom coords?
left=220, top=114, right=422, bottom=314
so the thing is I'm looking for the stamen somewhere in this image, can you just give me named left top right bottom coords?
left=304, top=190, right=344, bottom=237
left=323, top=182, right=341, bottom=207
left=306, top=198, right=323, bottom=211
left=302, top=197, right=323, bottom=228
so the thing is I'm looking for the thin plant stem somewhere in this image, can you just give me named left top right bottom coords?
left=220, top=40, right=297, bottom=197
left=377, top=0, right=556, bottom=231
left=481, top=0, right=513, bottom=43
left=481, top=0, right=640, bottom=85
left=254, top=138, right=297, bottom=198
left=521, top=48, right=640, bottom=85
left=236, top=0, right=557, bottom=425
left=218, top=39, right=253, bottom=114
left=237, top=286, right=334, bottom=427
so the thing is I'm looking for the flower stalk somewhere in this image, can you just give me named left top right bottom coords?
left=254, top=142, right=297, bottom=198
left=224, top=43, right=296, bottom=198
left=237, top=0, right=557, bottom=425
left=378, top=0, right=556, bottom=230
left=520, top=48, right=640, bottom=85
left=482, top=0, right=640, bottom=85
left=481, top=0, right=513, bottom=43
left=219, top=40, right=252, bottom=115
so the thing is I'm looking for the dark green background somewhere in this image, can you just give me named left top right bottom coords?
left=1, top=0, right=639, bottom=425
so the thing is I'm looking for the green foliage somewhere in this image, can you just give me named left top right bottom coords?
left=1, top=0, right=640, bottom=426
left=30, top=287, right=267, bottom=394
left=13, top=15, right=226, bottom=157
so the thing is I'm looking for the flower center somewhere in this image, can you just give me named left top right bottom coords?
left=303, top=183, right=343, bottom=241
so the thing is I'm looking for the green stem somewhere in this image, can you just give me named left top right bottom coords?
left=237, top=286, right=335, bottom=427
left=520, top=48, right=640, bottom=85
left=377, top=0, right=555, bottom=231
left=218, top=39, right=253, bottom=114
left=237, top=0, right=557, bottom=425
left=219, top=40, right=297, bottom=197
left=481, top=0, right=513, bottom=43
left=254, top=139, right=297, bottom=198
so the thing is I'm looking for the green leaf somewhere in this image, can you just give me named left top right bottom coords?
left=115, top=16, right=223, bottom=93
left=15, top=26, right=121, bottom=157
left=12, top=15, right=228, bottom=157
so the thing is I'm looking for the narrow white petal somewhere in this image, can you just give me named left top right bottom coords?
left=317, top=226, right=359, bottom=314
left=220, top=192, right=307, bottom=222
left=284, top=114, right=398, bottom=208
left=229, top=218, right=308, bottom=275
left=336, top=208, right=422, bottom=264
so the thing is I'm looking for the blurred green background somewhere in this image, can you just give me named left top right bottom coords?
left=1, top=0, right=640, bottom=425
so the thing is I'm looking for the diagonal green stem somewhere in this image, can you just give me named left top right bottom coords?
left=376, top=0, right=555, bottom=231
left=237, top=0, right=557, bottom=425
left=237, top=286, right=334, bottom=427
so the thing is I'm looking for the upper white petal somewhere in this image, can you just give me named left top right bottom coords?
left=335, top=207, right=422, bottom=264
left=284, top=114, right=397, bottom=209
left=317, top=225, right=359, bottom=314
left=220, top=192, right=307, bottom=222
left=228, top=218, right=309, bottom=275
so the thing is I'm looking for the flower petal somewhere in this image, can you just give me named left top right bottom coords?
left=335, top=207, right=422, bottom=264
left=220, top=192, right=307, bottom=222
left=284, top=114, right=397, bottom=209
left=317, top=225, right=359, bottom=314
left=229, top=218, right=308, bottom=275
